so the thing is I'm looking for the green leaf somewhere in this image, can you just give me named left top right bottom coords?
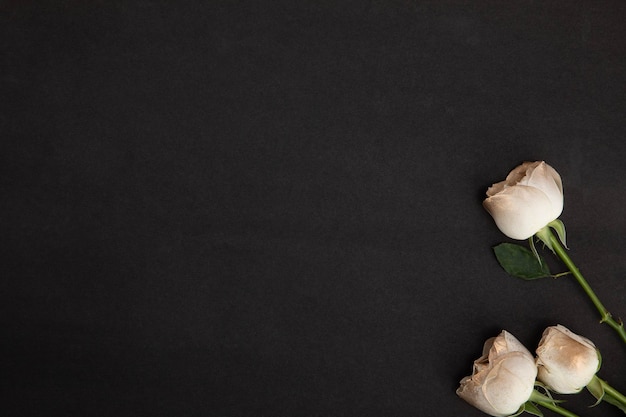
left=493, top=243, right=552, bottom=280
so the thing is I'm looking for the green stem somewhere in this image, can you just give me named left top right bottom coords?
left=587, top=375, right=626, bottom=413
left=602, top=379, right=626, bottom=405
left=537, top=401, right=581, bottom=417
left=547, top=229, right=626, bottom=344
left=600, top=378, right=626, bottom=412
left=529, top=390, right=581, bottom=417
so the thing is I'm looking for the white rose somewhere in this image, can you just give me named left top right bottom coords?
left=483, top=161, right=564, bottom=240
left=536, top=325, right=600, bottom=394
left=457, top=331, right=538, bottom=416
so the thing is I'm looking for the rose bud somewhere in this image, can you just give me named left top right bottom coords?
left=457, top=331, right=537, bottom=416
left=483, top=161, right=563, bottom=240
left=536, top=324, right=600, bottom=394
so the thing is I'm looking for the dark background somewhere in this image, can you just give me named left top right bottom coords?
left=2, top=1, right=626, bottom=416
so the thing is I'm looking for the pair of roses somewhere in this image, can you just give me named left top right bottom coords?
left=457, top=325, right=601, bottom=416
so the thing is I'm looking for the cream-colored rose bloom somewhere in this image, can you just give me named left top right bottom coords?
left=483, top=161, right=564, bottom=240
left=457, top=331, right=537, bottom=416
left=536, top=325, right=600, bottom=394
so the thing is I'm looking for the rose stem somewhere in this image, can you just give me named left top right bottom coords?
left=547, top=229, right=626, bottom=344
left=530, top=391, right=582, bottom=417
left=600, top=378, right=626, bottom=407
left=537, top=401, right=581, bottom=417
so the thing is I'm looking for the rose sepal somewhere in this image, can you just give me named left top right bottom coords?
left=586, top=375, right=626, bottom=413
left=586, top=374, right=605, bottom=407
left=534, top=220, right=567, bottom=258
left=547, top=219, right=567, bottom=249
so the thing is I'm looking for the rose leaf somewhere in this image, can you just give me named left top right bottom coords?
left=493, top=243, right=551, bottom=280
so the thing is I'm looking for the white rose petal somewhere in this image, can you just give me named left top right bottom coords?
left=536, top=325, right=600, bottom=394
left=484, top=161, right=564, bottom=240
left=457, top=331, right=537, bottom=416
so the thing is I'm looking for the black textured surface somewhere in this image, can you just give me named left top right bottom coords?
left=3, top=1, right=626, bottom=416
